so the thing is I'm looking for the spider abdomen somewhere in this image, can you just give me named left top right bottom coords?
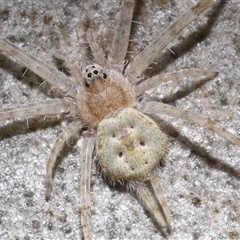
left=97, top=107, right=168, bottom=181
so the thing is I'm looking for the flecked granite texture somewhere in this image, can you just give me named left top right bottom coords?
left=0, top=0, right=239, bottom=239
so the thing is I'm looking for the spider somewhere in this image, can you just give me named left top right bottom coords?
left=0, top=0, right=240, bottom=239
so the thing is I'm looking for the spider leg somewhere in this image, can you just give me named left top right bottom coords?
left=0, top=38, right=71, bottom=92
left=130, top=180, right=169, bottom=227
left=135, top=69, right=218, bottom=96
left=54, top=51, right=84, bottom=86
left=150, top=170, right=171, bottom=225
left=126, top=0, right=212, bottom=78
left=108, top=0, right=136, bottom=65
left=86, top=30, right=107, bottom=67
left=45, top=120, right=83, bottom=201
left=79, top=134, right=95, bottom=240
left=0, top=99, right=70, bottom=121
left=142, top=101, right=240, bottom=147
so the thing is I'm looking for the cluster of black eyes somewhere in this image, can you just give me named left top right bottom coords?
left=85, top=65, right=108, bottom=88
left=86, top=71, right=107, bottom=79
left=87, top=70, right=99, bottom=78
left=85, top=82, right=91, bottom=88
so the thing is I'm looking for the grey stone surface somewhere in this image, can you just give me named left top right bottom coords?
left=0, top=1, right=239, bottom=239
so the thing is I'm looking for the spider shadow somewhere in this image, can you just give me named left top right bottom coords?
left=151, top=114, right=240, bottom=180
left=45, top=127, right=82, bottom=201
left=97, top=157, right=171, bottom=237
left=145, top=113, right=240, bottom=233
left=0, top=52, right=44, bottom=92
left=145, top=70, right=216, bottom=104
left=131, top=1, right=226, bottom=79
left=0, top=49, right=71, bottom=140
left=0, top=116, right=62, bottom=140
left=0, top=51, right=66, bottom=99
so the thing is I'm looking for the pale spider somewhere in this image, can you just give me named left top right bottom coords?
left=0, top=0, right=240, bottom=239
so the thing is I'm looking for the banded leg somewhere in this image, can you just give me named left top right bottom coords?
left=45, top=120, right=83, bottom=201
left=0, top=38, right=71, bottom=91
left=109, top=0, right=136, bottom=64
left=79, top=134, right=95, bottom=240
left=130, top=181, right=169, bottom=227
left=135, top=69, right=218, bottom=96
left=126, top=0, right=212, bottom=78
left=0, top=99, right=70, bottom=121
left=86, top=31, right=107, bottom=67
left=150, top=170, right=170, bottom=225
left=142, top=101, right=240, bottom=147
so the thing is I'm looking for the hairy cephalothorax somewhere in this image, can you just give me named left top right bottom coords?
left=0, top=1, right=239, bottom=239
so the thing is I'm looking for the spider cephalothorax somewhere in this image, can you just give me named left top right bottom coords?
left=78, top=64, right=135, bottom=123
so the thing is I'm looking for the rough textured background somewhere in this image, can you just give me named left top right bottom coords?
left=0, top=0, right=239, bottom=239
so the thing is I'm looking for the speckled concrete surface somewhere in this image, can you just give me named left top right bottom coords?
left=0, top=0, right=239, bottom=239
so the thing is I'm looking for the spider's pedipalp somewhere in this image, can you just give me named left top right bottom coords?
left=135, top=69, right=218, bottom=96
left=0, top=99, right=70, bottom=121
left=142, top=101, right=240, bottom=147
left=86, top=31, right=107, bottom=67
left=109, top=0, right=135, bottom=65
left=79, top=134, right=95, bottom=240
left=0, top=38, right=71, bottom=92
left=126, top=0, right=212, bottom=79
left=45, top=120, right=83, bottom=201
left=53, top=51, right=84, bottom=88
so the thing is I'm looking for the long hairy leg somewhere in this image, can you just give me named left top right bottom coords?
left=0, top=98, right=70, bottom=121
left=56, top=26, right=90, bottom=87
left=79, top=134, right=95, bottom=240
left=126, top=0, right=212, bottom=78
left=86, top=31, right=107, bottom=67
left=135, top=69, right=218, bottom=96
left=142, top=101, right=240, bottom=147
left=150, top=170, right=170, bottom=225
left=108, top=0, right=136, bottom=65
left=0, top=38, right=71, bottom=92
left=130, top=180, right=169, bottom=227
left=45, top=120, right=83, bottom=201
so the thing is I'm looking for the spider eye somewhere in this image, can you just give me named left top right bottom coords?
left=93, top=70, right=98, bottom=74
left=85, top=81, right=91, bottom=88
left=87, top=73, right=92, bottom=78
left=103, top=73, right=107, bottom=79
